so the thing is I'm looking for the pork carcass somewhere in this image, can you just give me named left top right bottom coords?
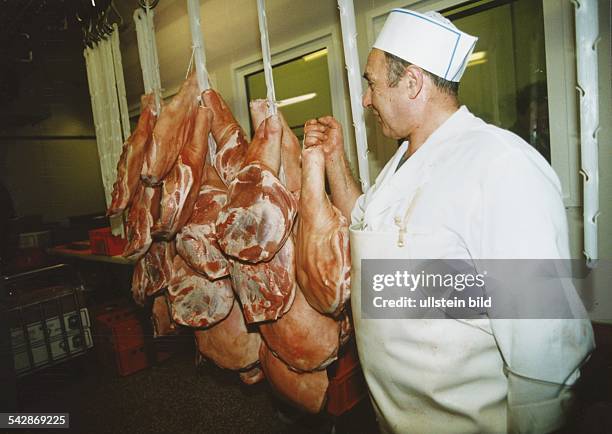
left=216, top=115, right=297, bottom=263
left=108, top=93, right=157, bottom=217
left=201, top=89, right=248, bottom=185
left=141, top=74, right=199, bottom=186
left=259, top=285, right=341, bottom=372
left=230, top=235, right=296, bottom=324
left=296, top=146, right=350, bottom=316
left=123, top=182, right=161, bottom=261
left=167, top=254, right=233, bottom=328
left=194, top=300, right=261, bottom=371
left=259, top=341, right=328, bottom=414
left=152, top=293, right=178, bottom=337
left=175, top=164, right=230, bottom=279
left=154, top=105, right=212, bottom=239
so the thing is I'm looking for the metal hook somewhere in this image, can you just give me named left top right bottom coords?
left=138, top=0, right=160, bottom=9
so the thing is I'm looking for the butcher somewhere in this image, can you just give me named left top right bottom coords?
left=304, top=8, right=594, bottom=434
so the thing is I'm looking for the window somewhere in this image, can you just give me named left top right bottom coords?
left=443, top=0, right=550, bottom=162
left=244, top=48, right=333, bottom=141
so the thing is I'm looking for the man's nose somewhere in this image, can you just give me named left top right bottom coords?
left=362, top=87, right=372, bottom=109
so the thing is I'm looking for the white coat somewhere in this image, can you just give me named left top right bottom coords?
left=349, top=106, right=594, bottom=433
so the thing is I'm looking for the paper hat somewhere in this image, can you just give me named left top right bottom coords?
left=373, top=9, right=478, bottom=82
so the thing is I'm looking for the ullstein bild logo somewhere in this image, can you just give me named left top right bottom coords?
left=361, top=259, right=609, bottom=320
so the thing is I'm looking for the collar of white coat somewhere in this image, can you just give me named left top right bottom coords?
left=359, top=106, right=474, bottom=230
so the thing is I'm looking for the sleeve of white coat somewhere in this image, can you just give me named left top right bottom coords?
left=476, top=147, right=594, bottom=433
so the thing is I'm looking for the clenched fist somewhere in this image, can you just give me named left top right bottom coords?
left=303, top=116, right=344, bottom=160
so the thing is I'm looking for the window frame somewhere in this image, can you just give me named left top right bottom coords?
left=231, top=28, right=355, bottom=168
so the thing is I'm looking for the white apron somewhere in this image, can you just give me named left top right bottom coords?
left=350, top=218, right=508, bottom=434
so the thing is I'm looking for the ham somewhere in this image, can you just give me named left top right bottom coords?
left=194, top=300, right=261, bottom=371
left=175, top=164, right=230, bottom=279
left=108, top=93, right=157, bottom=217
left=154, top=105, right=212, bottom=240
left=130, top=240, right=173, bottom=303
left=123, top=182, right=161, bottom=261
left=249, top=100, right=301, bottom=198
left=259, top=285, right=340, bottom=372
left=202, top=89, right=249, bottom=186
left=131, top=257, right=148, bottom=306
left=151, top=293, right=178, bottom=337
left=259, top=341, right=328, bottom=414
left=295, top=146, right=350, bottom=316
left=216, top=115, right=297, bottom=263
left=143, top=241, right=175, bottom=297
left=167, top=254, right=233, bottom=328
left=141, top=74, right=199, bottom=186
left=229, top=235, right=296, bottom=324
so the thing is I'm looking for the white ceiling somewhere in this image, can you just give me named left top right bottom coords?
left=116, top=0, right=340, bottom=104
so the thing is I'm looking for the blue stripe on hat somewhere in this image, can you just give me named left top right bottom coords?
left=390, top=9, right=461, bottom=80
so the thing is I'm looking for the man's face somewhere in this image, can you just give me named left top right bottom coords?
left=362, top=49, right=412, bottom=140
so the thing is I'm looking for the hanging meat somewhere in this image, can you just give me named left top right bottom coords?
left=202, top=89, right=249, bottom=185
left=141, top=74, right=200, bottom=186
left=151, top=293, right=178, bottom=337
left=259, top=341, right=328, bottom=414
left=216, top=115, right=297, bottom=263
left=259, top=285, right=341, bottom=372
left=175, top=164, right=230, bottom=279
left=229, top=235, right=297, bottom=324
left=144, top=241, right=175, bottom=296
left=154, top=105, right=213, bottom=239
left=239, top=366, right=265, bottom=385
left=131, top=257, right=148, bottom=306
left=130, top=240, right=173, bottom=304
left=194, top=300, right=261, bottom=371
left=296, top=146, right=350, bottom=316
left=123, top=182, right=161, bottom=261
left=250, top=99, right=302, bottom=199
left=108, top=93, right=158, bottom=217
left=167, top=254, right=234, bottom=328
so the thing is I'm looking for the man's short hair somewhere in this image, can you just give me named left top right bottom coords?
left=384, top=52, right=459, bottom=97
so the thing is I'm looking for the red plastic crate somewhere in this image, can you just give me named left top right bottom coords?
left=88, top=227, right=127, bottom=256
left=114, top=345, right=148, bottom=376
left=94, top=303, right=173, bottom=376
left=327, top=341, right=368, bottom=416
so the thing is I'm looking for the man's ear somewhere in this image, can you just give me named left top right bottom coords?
left=402, top=65, right=424, bottom=99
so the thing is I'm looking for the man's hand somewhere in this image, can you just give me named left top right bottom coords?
left=304, top=116, right=344, bottom=159
left=302, top=116, right=361, bottom=219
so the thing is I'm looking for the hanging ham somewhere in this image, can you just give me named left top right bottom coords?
left=151, top=293, right=178, bottom=337
left=295, top=146, right=350, bottom=316
left=229, top=235, right=296, bottom=324
left=194, top=300, right=261, bottom=371
left=123, top=182, right=161, bottom=261
left=259, top=341, right=328, bottom=414
left=167, top=254, right=233, bottom=328
left=216, top=115, right=297, bottom=263
left=175, top=164, right=230, bottom=279
left=201, top=89, right=249, bottom=185
left=259, top=285, right=341, bottom=372
left=141, top=74, right=199, bottom=186
left=154, top=105, right=212, bottom=239
left=108, top=93, right=157, bottom=217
